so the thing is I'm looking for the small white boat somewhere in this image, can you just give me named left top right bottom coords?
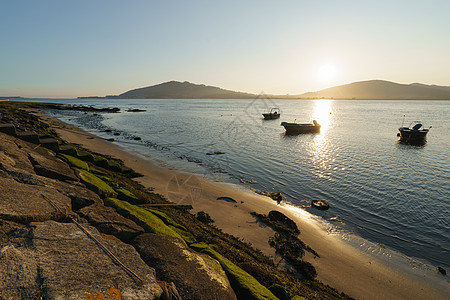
left=397, top=120, right=431, bottom=143
left=281, top=120, right=321, bottom=134
left=262, top=108, right=280, bottom=120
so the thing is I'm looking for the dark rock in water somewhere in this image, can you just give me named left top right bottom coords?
left=255, top=190, right=282, bottom=202
left=206, top=151, right=225, bottom=155
left=437, top=266, right=446, bottom=275
left=78, top=204, right=144, bottom=242
left=113, top=132, right=121, bottom=136
left=106, top=138, right=115, bottom=142
left=311, top=199, right=330, bottom=210
left=132, top=233, right=236, bottom=300
left=127, top=109, right=146, bottom=112
left=268, top=210, right=299, bottom=233
left=133, top=136, right=142, bottom=141
left=217, top=196, right=237, bottom=203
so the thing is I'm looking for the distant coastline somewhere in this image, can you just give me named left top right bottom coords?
left=76, top=80, right=450, bottom=100
left=6, top=79, right=450, bottom=100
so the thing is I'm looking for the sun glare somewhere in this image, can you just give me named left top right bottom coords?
left=317, top=64, right=337, bottom=82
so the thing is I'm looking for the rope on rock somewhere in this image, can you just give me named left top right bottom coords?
left=41, top=193, right=143, bottom=283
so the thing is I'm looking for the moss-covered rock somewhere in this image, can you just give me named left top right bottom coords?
left=269, top=284, right=289, bottom=300
left=104, top=198, right=183, bottom=241
left=117, top=188, right=143, bottom=204
left=77, top=170, right=117, bottom=198
left=191, top=243, right=278, bottom=300
left=60, top=154, right=89, bottom=171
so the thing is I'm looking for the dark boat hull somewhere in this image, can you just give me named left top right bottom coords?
left=281, top=122, right=321, bottom=134
left=263, top=113, right=280, bottom=120
left=398, top=127, right=429, bottom=142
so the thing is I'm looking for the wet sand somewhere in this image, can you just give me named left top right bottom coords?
left=37, top=111, right=449, bottom=300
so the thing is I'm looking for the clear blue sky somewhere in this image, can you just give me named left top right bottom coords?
left=1, top=0, right=449, bottom=98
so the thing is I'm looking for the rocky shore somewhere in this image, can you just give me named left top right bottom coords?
left=0, top=102, right=351, bottom=299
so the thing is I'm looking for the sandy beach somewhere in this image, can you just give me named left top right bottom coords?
left=36, top=111, right=449, bottom=300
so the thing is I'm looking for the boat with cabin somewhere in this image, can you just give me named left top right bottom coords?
left=262, top=108, right=280, bottom=120
left=397, top=120, right=431, bottom=143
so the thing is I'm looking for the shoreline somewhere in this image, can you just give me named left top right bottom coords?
left=36, top=110, right=449, bottom=300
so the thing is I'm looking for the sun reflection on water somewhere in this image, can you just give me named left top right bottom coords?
left=310, top=100, right=336, bottom=180
left=311, top=99, right=333, bottom=133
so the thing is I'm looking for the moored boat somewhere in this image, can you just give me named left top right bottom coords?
left=281, top=120, right=321, bottom=134
left=397, top=121, right=431, bottom=143
left=262, top=108, right=280, bottom=120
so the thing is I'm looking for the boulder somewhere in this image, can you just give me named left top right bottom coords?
left=0, top=177, right=72, bottom=224
left=15, top=131, right=39, bottom=144
left=0, top=123, right=16, bottom=135
left=28, top=152, right=79, bottom=182
left=0, top=245, right=40, bottom=299
left=268, top=210, right=299, bottom=233
left=0, top=132, right=35, bottom=173
left=0, top=221, right=162, bottom=299
left=78, top=204, right=144, bottom=242
left=132, top=233, right=236, bottom=300
left=78, top=170, right=117, bottom=198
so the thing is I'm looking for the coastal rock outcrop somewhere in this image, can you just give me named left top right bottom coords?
left=78, top=204, right=145, bottom=242
left=0, top=221, right=162, bottom=299
left=0, top=177, right=72, bottom=223
left=133, top=233, right=237, bottom=300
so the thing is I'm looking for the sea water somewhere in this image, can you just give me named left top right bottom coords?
left=38, top=98, right=449, bottom=274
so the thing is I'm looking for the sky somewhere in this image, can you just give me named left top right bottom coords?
left=1, top=0, right=450, bottom=98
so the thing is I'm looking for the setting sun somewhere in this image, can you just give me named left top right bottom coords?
left=317, top=64, right=337, bottom=82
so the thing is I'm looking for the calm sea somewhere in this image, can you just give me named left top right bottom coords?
left=39, top=98, right=449, bottom=273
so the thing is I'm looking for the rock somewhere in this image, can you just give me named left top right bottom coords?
left=38, top=137, right=59, bottom=151
left=217, top=196, right=237, bottom=203
left=268, top=210, right=299, bottom=233
left=0, top=132, right=35, bottom=173
left=0, top=221, right=162, bottom=299
left=0, top=177, right=72, bottom=224
left=255, top=190, right=282, bottom=202
left=78, top=204, right=145, bottom=242
left=437, top=266, right=446, bottom=276
left=0, top=245, right=40, bottom=299
left=0, top=123, right=16, bottom=135
left=15, top=131, right=40, bottom=144
left=132, top=233, right=236, bottom=300
left=311, top=199, right=330, bottom=210
left=28, top=151, right=79, bottom=182
left=77, top=169, right=118, bottom=199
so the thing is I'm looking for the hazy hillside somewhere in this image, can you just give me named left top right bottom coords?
left=299, top=80, right=450, bottom=100
left=117, top=81, right=256, bottom=99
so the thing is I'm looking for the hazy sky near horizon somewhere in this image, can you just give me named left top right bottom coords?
left=1, top=0, right=449, bottom=98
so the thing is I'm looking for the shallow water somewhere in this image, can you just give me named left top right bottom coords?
left=39, top=98, right=449, bottom=272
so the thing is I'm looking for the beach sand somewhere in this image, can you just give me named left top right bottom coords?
left=37, top=111, right=449, bottom=300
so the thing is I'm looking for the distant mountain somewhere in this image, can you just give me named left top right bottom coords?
left=116, top=81, right=256, bottom=99
left=299, top=80, right=450, bottom=100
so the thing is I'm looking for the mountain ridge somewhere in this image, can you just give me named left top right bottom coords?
left=75, top=79, right=450, bottom=100
left=116, top=80, right=256, bottom=99
left=298, top=80, right=450, bottom=99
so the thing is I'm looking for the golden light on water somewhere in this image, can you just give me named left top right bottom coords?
left=310, top=100, right=334, bottom=180
left=311, top=99, right=333, bottom=133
